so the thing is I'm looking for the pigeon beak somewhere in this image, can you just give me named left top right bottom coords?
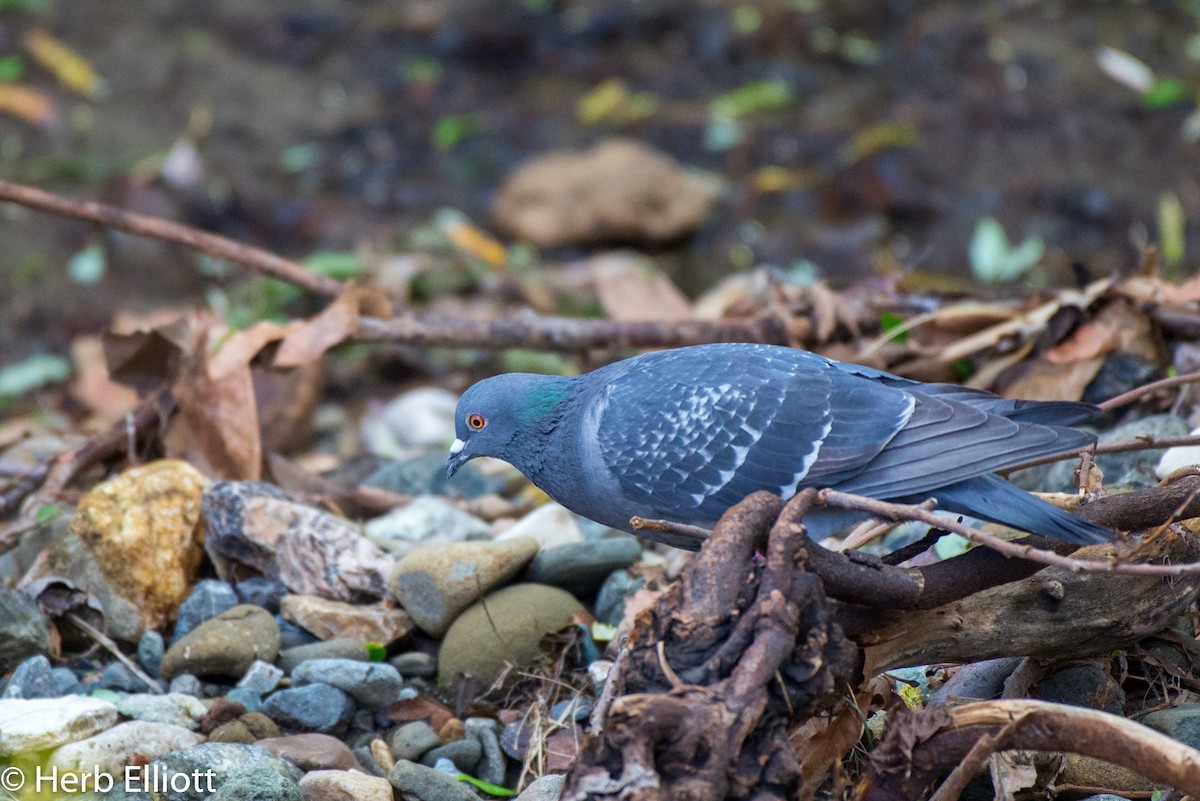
left=445, top=438, right=467, bottom=479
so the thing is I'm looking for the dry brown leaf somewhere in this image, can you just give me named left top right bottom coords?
left=593, top=253, right=691, bottom=322
left=274, top=293, right=356, bottom=368
left=1043, top=321, right=1121, bottom=364
left=794, top=674, right=890, bottom=801
left=0, top=84, right=56, bottom=127
left=1001, top=355, right=1105, bottom=403
left=70, top=336, right=138, bottom=423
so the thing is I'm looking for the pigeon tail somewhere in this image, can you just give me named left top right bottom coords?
left=910, top=473, right=1111, bottom=545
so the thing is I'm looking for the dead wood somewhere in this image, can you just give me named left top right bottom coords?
left=860, top=699, right=1200, bottom=801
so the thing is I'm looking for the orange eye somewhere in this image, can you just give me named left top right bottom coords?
left=468, top=413, right=486, bottom=430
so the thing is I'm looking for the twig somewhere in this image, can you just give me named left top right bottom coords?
left=354, top=311, right=792, bottom=353
left=629, top=515, right=710, bottom=550
left=1100, top=370, right=1200, bottom=412
left=66, top=613, right=163, bottom=694
left=0, top=179, right=342, bottom=297
left=1004, top=433, right=1200, bottom=473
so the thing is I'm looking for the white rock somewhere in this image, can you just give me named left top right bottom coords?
left=0, top=696, right=118, bottom=757
left=516, top=773, right=565, bottom=801
left=362, top=388, right=459, bottom=458
left=115, top=692, right=207, bottom=730
left=365, top=496, right=489, bottom=554
left=1157, top=427, right=1200, bottom=479
left=49, top=720, right=203, bottom=773
left=299, top=769, right=393, bottom=801
left=495, top=504, right=583, bottom=549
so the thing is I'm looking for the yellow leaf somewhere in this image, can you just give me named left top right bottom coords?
left=0, top=84, right=56, bottom=126
left=25, top=30, right=101, bottom=98
left=444, top=218, right=507, bottom=267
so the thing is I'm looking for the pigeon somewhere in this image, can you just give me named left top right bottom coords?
left=445, top=343, right=1111, bottom=547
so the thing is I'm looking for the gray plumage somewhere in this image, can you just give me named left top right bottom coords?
left=445, top=343, right=1111, bottom=547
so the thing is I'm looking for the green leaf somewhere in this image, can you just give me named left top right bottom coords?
left=933, top=533, right=970, bottom=560
left=951, top=358, right=975, bottom=382
left=432, top=113, right=480, bottom=151
left=591, top=622, right=618, bottom=643
left=969, top=217, right=1044, bottom=284
left=710, top=80, right=792, bottom=120
left=0, top=353, right=71, bottom=398
left=365, top=642, right=386, bottom=662
left=0, top=55, right=24, bottom=82
left=1144, top=78, right=1191, bottom=109
left=34, top=504, right=60, bottom=523
left=302, top=251, right=361, bottom=280
left=89, top=688, right=123, bottom=703
left=1159, top=191, right=1186, bottom=268
left=67, top=243, right=106, bottom=285
left=455, top=774, right=517, bottom=796
left=878, top=312, right=909, bottom=344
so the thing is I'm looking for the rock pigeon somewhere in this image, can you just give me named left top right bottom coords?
left=445, top=343, right=1111, bottom=546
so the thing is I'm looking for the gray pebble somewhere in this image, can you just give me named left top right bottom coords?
left=138, top=631, right=165, bottom=678
left=263, top=683, right=356, bottom=736
left=388, top=760, right=477, bottom=801
left=1, top=654, right=57, bottom=699
left=172, top=579, right=239, bottom=644
left=421, top=739, right=481, bottom=773
left=390, top=721, right=442, bottom=762
left=237, top=660, right=284, bottom=695
left=291, top=659, right=403, bottom=708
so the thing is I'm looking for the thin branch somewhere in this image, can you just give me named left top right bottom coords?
left=1099, top=370, right=1200, bottom=412
left=1009, top=433, right=1200, bottom=472
left=0, top=179, right=343, bottom=297
left=67, top=613, right=163, bottom=694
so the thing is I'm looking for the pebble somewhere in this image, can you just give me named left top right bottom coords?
left=364, top=495, right=490, bottom=555
left=151, top=742, right=304, bottom=801
left=364, top=452, right=497, bottom=500
left=1157, top=424, right=1200, bottom=478
left=1138, top=704, right=1200, bottom=749
left=420, top=738, right=481, bottom=773
left=1, top=654, right=57, bottom=699
left=160, top=604, right=282, bottom=680
left=439, top=583, right=587, bottom=685
left=264, top=684, right=357, bottom=736
left=68, top=459, right=209, bottom=636
left=594, top=570, right=644, bottom=626
left=238, top=659, right=285, bottom=694
left=209, top=712, right=280, bottom=743
left=100, top=660, right=156, bottom=693
left=550, top=700, right=591, bottom=722
left=390, top=537, right=539, bottom=636
left=362, top=387, right=459, bottom=457
left=202, top=481, right=394, bottom=602
left=116, top=692, right=207, bottom=730
left=48, top=720, right=203, bottom=773
left=257, top=733, right=364, bottom=772
left=495, top=504, right=583, bottom=549
left=0, top=696, right=117, bottom=756
left=208, top=766, right=302, bottom=801
left=527, top=536, right=642, bottom=596
left=51, top=666, right=83, bottom=696
left=138, top=630, right=165, bottom=677
left=169, top=673, right=204, bottom=697
left=279, top=638, right=369, bottom=673
left=515, top=773, right=566, bottom=801
left=1033, top=664, right=1124, bottom=715
left=299, top=769, right=394, bottom=801
left=280, top=595, right=412, bottom=644
left=388, top=759, right=478, bottom=801
left=235, top=576, right=289, bottom=612
left=291, top=659, right=403, bottom=708
left=390, top=720, right=442, bottom=761
left=0, top=589, right=52, bottom=673
left=226, top=686, right=264, bottom=713
left=465, top=717, right=506, bottom=786
left=390, top=651, right=436, bottom=679
left=173, top=579, right=239, bottom=643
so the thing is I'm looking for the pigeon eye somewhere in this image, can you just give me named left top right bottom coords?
left=468, top=413, right=486, bottom=430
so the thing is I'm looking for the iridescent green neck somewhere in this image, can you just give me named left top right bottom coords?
left=517, top=378, right=577, bottom=427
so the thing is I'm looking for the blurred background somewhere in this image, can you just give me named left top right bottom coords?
left=1, top=0, right=1198, bottom=363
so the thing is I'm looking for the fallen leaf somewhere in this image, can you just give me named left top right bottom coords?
left=25, top=30, right=101, bottom=98
left=0, top=84, right=56, bottom=127
left=593, top=252, right=690, bottom=322
left=70, top=336, right=138, bottom=423
left=1042, top=321, right=1121, bottom=364
left=274, top=286, right=391, bottom=368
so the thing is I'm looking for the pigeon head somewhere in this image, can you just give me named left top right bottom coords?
left=446, top=373, right=576, bottom=479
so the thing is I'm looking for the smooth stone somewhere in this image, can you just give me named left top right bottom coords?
left=279, top=638, right=368, bottom=674
left=235, top=577, right=288, bottom=613
left=138, top=630, right=165, bottom=678
left=1138, top=704, right=1200, bottom=749
left=495, top=504, right=583, bottom=549
left=299, top=769, right=393, bottom=801
left=439, top=584, right=587, bottom=685
left=364, top=453, right=496, bottom=500
left=516, top=773, right=565, bottom=801
left=202, top=481, right=393, bottom=602
left=169, top=673, right=204, bottom=697
left=226, top=687, right=264, bottom=713
left=68, top=459, right=209, bottom=635
left=362, top=387, right=459, bottom=457
left=280, top=595, right=412, bottom=645
left=238, top=660, right=284, bottom=694
left=278, top=616, right=320, bottom=650
left=151, top=742, right=303, bottom=801
left=291, top=659, right=403, bottom=708
left=1, top=654, right=56, bottom=699
left=1058, top=754, right=1152, bottom=793
left=0, top=696, right=118, bottom=756
left=0, top=589, right=52, bottom=673
left=160, top=605, right=281, bottom=681
left=527, top=536, right=642, bottom=596
left=208, top=766, right=302, bottom=801
left=1033, top=664, right=1124, bottom=715
left=364, top=496, right=490, bottom=555
left=388, top=759, right=477, bottom=801
left=209, top=712, right=279, bottom=743
left=390, top=651, right=436, bottom=679
left=390, top=537, right=539, bottom=636
left=100, top=660, right=157, bottom=693
left=173, top=579, right=239, bottom=643
left=465, top=717, right=505, bottom=785
left=263, top=684, right=356, bottom=736
left=390, top=720, right=442, bottom=761
left=257, top=733, right=363, bottom=772
left=51, top=666, right=82, bottom=696
left=117, top=692, right=207, bottom=730
left=49, top=720, right=203, bottom=773
left=594, top=569, right=644, bottom=626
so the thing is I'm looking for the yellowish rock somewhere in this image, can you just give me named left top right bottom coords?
left=281, top=595, right=412, bottom=645
left=69, top=460, right=208, bottom=633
